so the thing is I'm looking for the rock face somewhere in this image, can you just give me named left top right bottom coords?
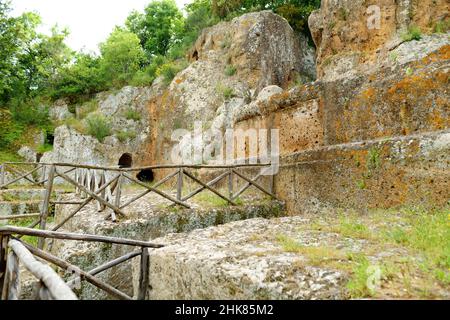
left=133, top=217, right=351, bottom=300
left=144, top=11, right=311, bottom=172
left=42, top=86, right=153, bottom=168
left=233, top=2, right=449, bottom=214
left=308, top=0, right=449, bottom=81
left=189, top=11, right=305, bottom=93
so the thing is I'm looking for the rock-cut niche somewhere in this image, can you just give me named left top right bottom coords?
left=118, top=153, right=133, bottom=168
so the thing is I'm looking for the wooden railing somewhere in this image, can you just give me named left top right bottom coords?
left=0, top=161, right=278, bottom=300
left=0, top=226, right=163, bottom=300
left=0, top=162, right=277, bottom=226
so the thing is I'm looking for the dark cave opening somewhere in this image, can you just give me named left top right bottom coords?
left=118, top=153, right=133, bottom=168
left=137, top=169, right=154, bottom=183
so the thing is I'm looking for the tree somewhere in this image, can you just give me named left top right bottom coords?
left=0, top=1, right=72, bottom=104
left=99, top=27, right=146, bottom=87
left=126, top=0, right=183, bottom=57
left=49, top=52, right=105, bottom=102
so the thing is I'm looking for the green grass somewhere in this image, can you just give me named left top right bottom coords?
left=36, top=143, right=53, bottom=154
left=124, top=108, right=141, bottom=121
left=217, top=85, right=235, bottom=101
left=346, top=255, right=378, bottom=298
left=194, top=191, right=229, bottom=207
left=402, top=25, right=422, bottom=42
left=116, top=130, right=137, bottom=143
left=77, top=99, right=98, bottom=119
left=276, top=234, right=346, bottom=266
left=64, top=117, right=87, bottom=134
left=382, top=207, right=450, bottom=285
left=434, top=19, right=450, bottom=33
left=0, top=151, right=22, bottom=163
left=8, top=216, right=54, bottom=247
left=224, top=65, right=237, bottom=76
left=157, top=60, right=188, bottom=86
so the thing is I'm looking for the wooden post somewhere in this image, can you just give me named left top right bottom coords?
left=99, top=171, right=107, bottom=212
left=1, top=251, right=20, bottom=300
left=112, top=174, right=122, bottom=222
left=228, top=169, right=233, bottom=199
left=0, top=235, right=9, bottom=296
left=0, top=164, right=5, bottom=186
left=177, top=168, right=183, bottom=202
left=269, top=173, right=275, bottom=194
left=138, top=247, right=149, bottom=300
left=38, top=164, right=56, bottom=249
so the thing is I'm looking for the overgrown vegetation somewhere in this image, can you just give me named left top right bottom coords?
left=224, top=64, right=237, bottom=76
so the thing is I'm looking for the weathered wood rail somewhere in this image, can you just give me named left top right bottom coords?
left=0, top=162, right=277, bottom=227
left=0, top=161, right=278, bottom=300
left=0, top=227, right=163, bottom=300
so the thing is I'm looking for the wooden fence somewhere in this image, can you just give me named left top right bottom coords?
left=0, top=162, right=277, bottom=226
left=0, top=226, right=163, bottom=300
left=0, top=161, right=278, bottom=300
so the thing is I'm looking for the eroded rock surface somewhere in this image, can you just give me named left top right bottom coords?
left=309, top=0, right=449, bottom=81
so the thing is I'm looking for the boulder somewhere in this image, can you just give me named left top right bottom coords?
left=18, top=146, right=38, bottom=162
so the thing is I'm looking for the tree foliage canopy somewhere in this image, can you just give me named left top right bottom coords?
left=126, top=0, right=183, bottom=57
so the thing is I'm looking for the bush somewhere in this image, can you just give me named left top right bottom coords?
left=64, top=117, right=87, bottom=134
left=402, top=25, right=422, bottom=42
left=217, top=84, right=235, bottom=100
left=434, top=19, right=450, bottom=33
left=36, top=143, right=53, bottom=154
left=0, top=109, right=24, bottom=150
left=85, top=114, right=112, bottom=142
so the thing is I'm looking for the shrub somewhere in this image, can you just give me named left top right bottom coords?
left=36, top=143, right=53, bottom=154
left=85, top=114, right=112, bottom=142
left=402, top=25, right=422, bottom=42
left=124, top=108, right=142, bottom=121
left=224, top=65, right=237, bottom=76
left=8, top=97, right=50, bottom=128
left=0, top=109, right=24, bottom=150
